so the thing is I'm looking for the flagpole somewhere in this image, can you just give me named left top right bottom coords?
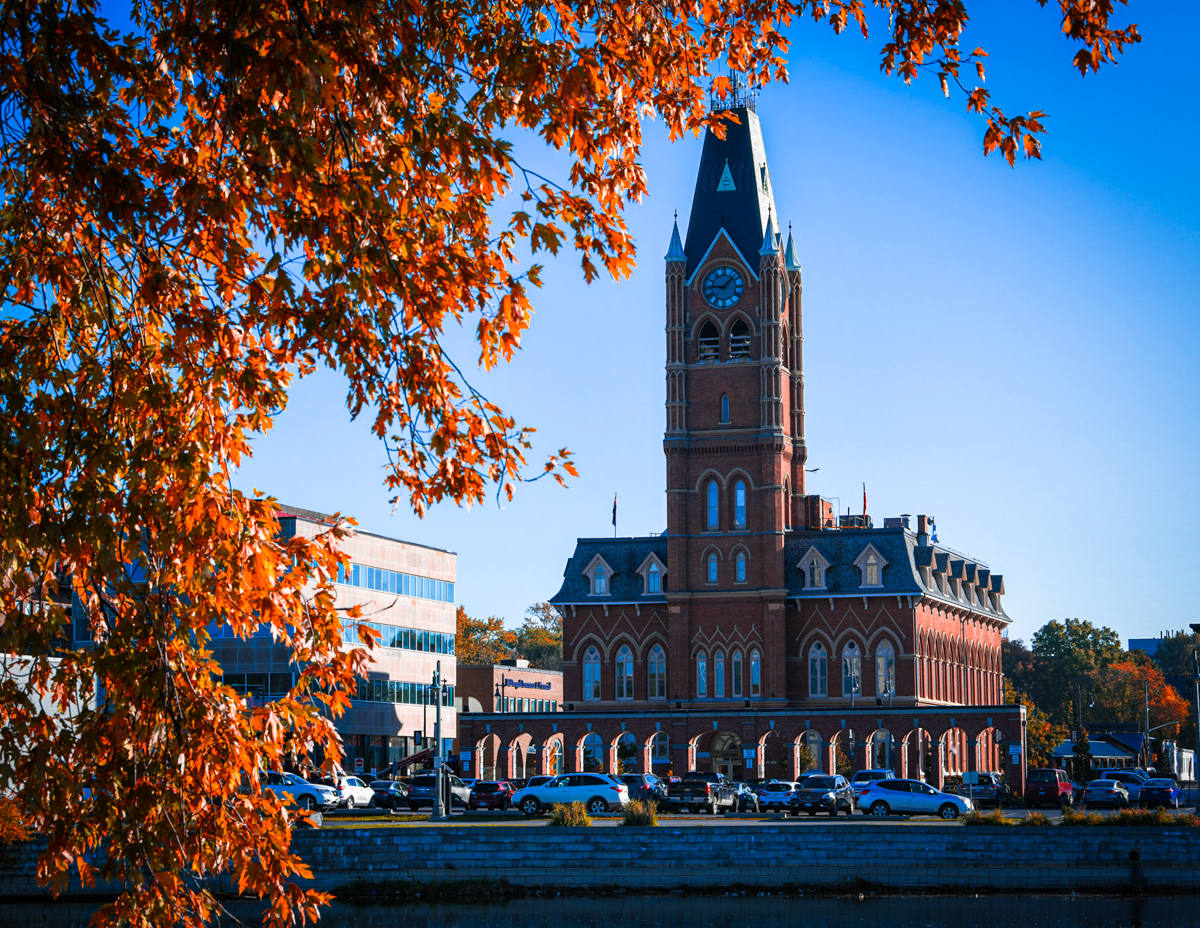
left=612, top=493, right=617, bottom=538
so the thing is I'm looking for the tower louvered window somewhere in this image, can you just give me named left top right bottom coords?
left=729, top=319, right=751, bottom=359
left=699, top=321, right=720, bottom=362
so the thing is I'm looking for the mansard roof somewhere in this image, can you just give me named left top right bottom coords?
left=550, top=536, right=669, bottom=604
left=784, top=527, right=1009, bottom=622
left=682, top=106, right=779, bottom=279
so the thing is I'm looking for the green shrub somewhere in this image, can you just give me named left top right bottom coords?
left=1061, top=807, right=1105, bottom=826
left=1101, top=808, right=1200, bottom=827
left=1020, top=811, right=1052, bottom=826
left=621, top=800, right=658, bottom=827
left=962, top=809, right=1016, bottom=826
left=547, top=802, right=591, bottom=827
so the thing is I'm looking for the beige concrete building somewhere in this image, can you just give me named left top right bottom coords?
left=214, top=504, right=457, bottom=775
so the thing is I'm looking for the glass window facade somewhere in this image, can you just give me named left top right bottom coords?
left=337, top=561, right=454, bottom=604
left=341, top=619, right=454, bottom=655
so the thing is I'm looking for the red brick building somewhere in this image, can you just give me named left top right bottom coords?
left=461, top=93, right=1026, bottom=791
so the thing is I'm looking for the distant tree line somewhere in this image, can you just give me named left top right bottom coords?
left=455, top=602, right=563, bottom=671
left=1002, top=619, right=1196, bottom=767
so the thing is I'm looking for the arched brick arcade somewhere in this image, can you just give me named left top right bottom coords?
left=461, top=705, right=1026, bottom=793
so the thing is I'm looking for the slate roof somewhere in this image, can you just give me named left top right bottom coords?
left=1052, top=740, right=1136, bottom=760
left=682, top=106, right=779, bottom=279
left=550, top=537, right=668, bottom=604
left=550, top=527, right=1009, bottom=622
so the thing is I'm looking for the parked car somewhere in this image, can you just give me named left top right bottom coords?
left=757, top=780, right=799, bottom=811
left=618, top=773, right=669, bottom=805
left=1102, top=770, right=1145, bottom=802
left=512, top=773, right=630, bottom=815
left=849, top=769, right=895, bottom=801
left=334, top=776, right=377, bottom=808
left=406, top=773, right=471, bottom=811
left=1024, top=768, right=1074, bottom=809
left=263, top=771, right=339, bottom=811
left=665, top=771, right=737, bottom=814
left=369, top=780, right=409, bottom=809
left=788, top=775, right=856, bottom=817
left=1082, top=779, right=1130, bottom=809
left=856, top=778, right=975, bottom=819
left=733, top=782, right=761, bottom=813
left=955, top=772, right=1010, bottom=808
left=468, top=780, right=517, bottom=811
left=1138, top=778, right=1182, bottom=809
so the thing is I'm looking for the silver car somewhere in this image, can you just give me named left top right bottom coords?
left=857, top=778, right=975, bottom=819
left=1082, top=779, right=1130, bottom=809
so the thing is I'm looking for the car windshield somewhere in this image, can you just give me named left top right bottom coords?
left=369, top=781, right=394, bottom=789
left=805, top=777, right=837, bottom=790
left=410, top=776, right=436, bottom=787
left=283, top=773, right=307, bottom=785
left=1027, top=770, right=1057, bottom=783
left=1088, top=781, right=1117, bottom=788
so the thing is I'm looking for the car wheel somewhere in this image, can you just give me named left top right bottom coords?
left=939, top=804, right=959, bottom=820
left=520, top=797, right=542, bottom=815
left=409, top=802, right=419, bottom=812
left=587, top=797, right=608, bottom=815
left=829, top=806, right=838, bottom=817
left=807, top=811, right=816, bottom=817
left=870, top=801, right=890, bottom=816
left=298, top=795, right=315, bottom=812
left=345, top=797, right=354, bottom=809
left=368, top=797, right=376, bottom=809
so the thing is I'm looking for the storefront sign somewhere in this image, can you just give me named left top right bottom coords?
left=502, top=677, right=553, bottom=691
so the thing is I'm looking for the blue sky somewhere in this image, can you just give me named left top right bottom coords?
left=235, top=3, right=1199, bottom=646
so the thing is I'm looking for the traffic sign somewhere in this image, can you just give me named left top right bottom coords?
left=742, top=748, right=756, bottom=761
left=354, top=757, right=364, bottom=772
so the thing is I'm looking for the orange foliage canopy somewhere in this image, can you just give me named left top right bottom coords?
left=0, top=0, right=1138, bottom=925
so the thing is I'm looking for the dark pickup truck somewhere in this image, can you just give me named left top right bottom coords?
left=666, top=771, right=738, bottom=814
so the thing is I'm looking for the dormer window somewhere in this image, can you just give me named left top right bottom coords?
left=699, top=321, right=720, bottom=362
left=799, top=546, right=831, bottom=590
left=584, top=555, right=615, bottom=597
left=720, top=394, right=730, bottom=423
left=853, top=544, right=887, bottom=589
left=729, top=319, right=751, bottom=360
left=637, top=553, right=667, bottom=596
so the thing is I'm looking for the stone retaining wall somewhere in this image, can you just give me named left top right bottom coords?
left=4, top=824, right=1199, bottom=898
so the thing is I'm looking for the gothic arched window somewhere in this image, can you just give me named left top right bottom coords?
left=749, top=648, right=761, bottom=697
left=651, top=731, right=670, bottom=763
left=706, top=480, right=719, bottom=530
left=876, top=641, right=896, bottom=697
left=808, top=643, right=828, bottom=697
left=648, top=645, right=666, bottom=699
left=734, top=479, right=746, bottom=528
left=842, top=641, right=862, bottom=697
left=732, top=649, right=744, bottom=697
left=707, top=552, right=718, bottom=584
left=714, top=650, right=726, bottom=698
left=720, top=393, right=730, bottom=423
left=698, top=321, right=720, bottom=362
left=583, top=647, right=601, bottom=701
left=735, top=551, right=747, bottom=583
left=729, top=319, right=751, bottom=360
left=696, top=650, right=708, bottom=698
left=615, top=646, right=634, bottom=699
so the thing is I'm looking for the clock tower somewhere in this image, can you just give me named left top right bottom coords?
left=663, top=97, right=806, bottom=704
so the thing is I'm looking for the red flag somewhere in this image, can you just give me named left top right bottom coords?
left=862, top=483, right=867, bottom=518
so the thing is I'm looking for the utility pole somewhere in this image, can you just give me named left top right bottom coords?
left=431, top=661, right=446, bottom=821
left=1144, top=679, right=1151, bottom=769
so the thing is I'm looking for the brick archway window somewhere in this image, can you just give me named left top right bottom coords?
left=648, top=645, right=667, bottom=700
left=749, top=648, right=761, bottom=697
left=615, top=646, right=634, bottom=700
left=732, top=650, right=744, bottom=697
left=876, top=642, right=896, bottom=697
left=707, top=552, right=718, bottom=584
left=842, top=642, right=862, bottom=697
left=808, top=643, right=828, bottom=697
left=734, top=480, right=747, bottom=528
left=583, top=647, right=601, bottom=701
left=729, top=319, right=751, bottom=360
left=696, top=650, right=708, bottom=698
left=735, top=551, right=747, bottom=583
left=714, top=650, right=726, bottom=698
left=706, top=480, right=720, bottom=530
left=699, top=321, right=720, bottom=362
left=720, top=394, right=730, bottom=423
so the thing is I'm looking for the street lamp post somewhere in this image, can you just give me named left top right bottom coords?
left=494, top=675, right=510, bottom=713
left=431, top=660, right=451, bottom=821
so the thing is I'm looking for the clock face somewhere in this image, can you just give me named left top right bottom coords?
left=703, top=266, right=745, bottom=308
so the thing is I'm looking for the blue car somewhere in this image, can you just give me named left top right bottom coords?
left=1138, top=778, right=1181, bottom=809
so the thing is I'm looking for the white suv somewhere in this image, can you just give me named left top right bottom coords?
left=850, top=768, right=895, bottom=801
left=513, top=773, right=630, bottom=815
left=263, top=771, right=339, bottom=811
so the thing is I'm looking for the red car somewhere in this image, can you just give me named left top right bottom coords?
left=1024, top=768, right=1073, bottom=808
left=468, top=780, right=516, bottom=811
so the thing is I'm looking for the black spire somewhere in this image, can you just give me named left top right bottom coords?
left=681, top=106, right=779, bottom=279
